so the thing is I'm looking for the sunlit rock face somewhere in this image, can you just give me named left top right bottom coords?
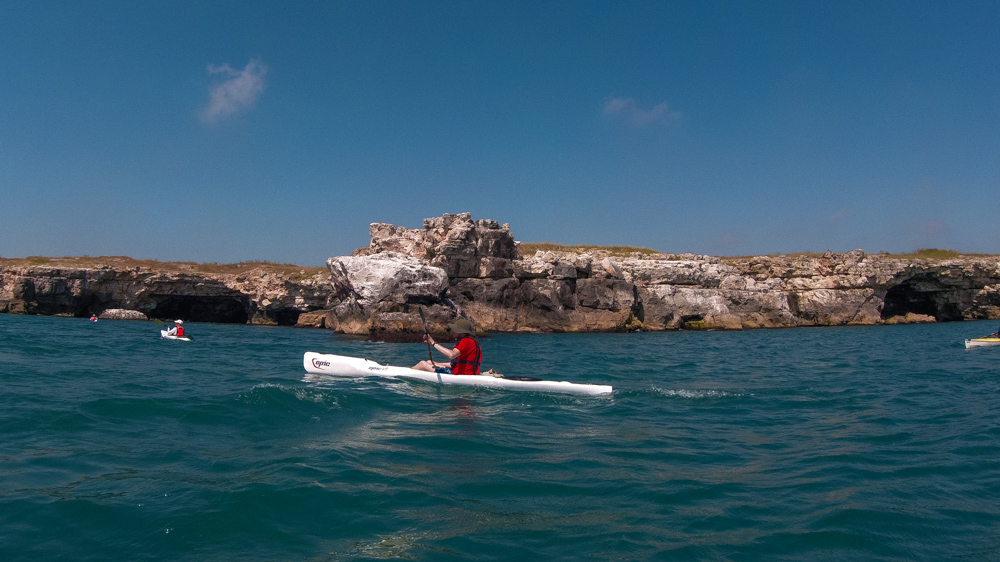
left=328, top=253, right=449, bottom=308
left=367, top=212, right=518, bottom=279
left=317, top=252, right=452, bottom=336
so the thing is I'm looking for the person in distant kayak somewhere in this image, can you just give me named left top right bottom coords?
left=90, top=314, right=97, bottom=322
left=413, top=318, right=482, bottom=375
left=166, top=319, right=185, bottom=337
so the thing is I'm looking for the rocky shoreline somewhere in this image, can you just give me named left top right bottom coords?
left=0, top=258, right=332, bottom=326
left=4, top=213, right=1000, bottom=335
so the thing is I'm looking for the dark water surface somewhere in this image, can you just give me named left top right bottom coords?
left=2, top=314, right=1000, bottom=560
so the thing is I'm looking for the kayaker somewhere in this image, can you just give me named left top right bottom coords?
left=412, top=318, right=482, bottom=375
left=166, top=319, right=185, bottom=338
left=90, top=314, right=97, bottom=322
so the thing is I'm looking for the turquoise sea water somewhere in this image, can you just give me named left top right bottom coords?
left=2, top=314, right=1000, bottom=561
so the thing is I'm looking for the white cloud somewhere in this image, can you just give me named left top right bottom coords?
left=201, top=59, right=268, bottom=123
left=603, top=97, right=680, bottom=126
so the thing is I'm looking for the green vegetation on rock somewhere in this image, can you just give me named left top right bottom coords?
left=518, top=242, right=660, bottom=257
left=889, top=248, right=962, bottom=259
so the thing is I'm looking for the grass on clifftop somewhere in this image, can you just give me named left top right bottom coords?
left=519, top=245, right=996, bottom=261
left=518, top=242, right=660, bottom=257
left=0, top=256, right=329, bottom=280
left=887, top=248, right=962, bottom=259
left=722, top=248, right=991, bottom=262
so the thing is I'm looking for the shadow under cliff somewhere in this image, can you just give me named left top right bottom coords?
left=146, top=295, right=250, bottom=324
left=882, top=276, right=967, bottom=322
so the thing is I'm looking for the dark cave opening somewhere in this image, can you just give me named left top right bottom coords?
left=270, top=308, right=303, bottom=327
left=882, top=280, right=963, bottom=322
left=148, top=295, right=250, bottom=324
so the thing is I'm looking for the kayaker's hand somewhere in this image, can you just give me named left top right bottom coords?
left=424, top=334, right=435, bottom=346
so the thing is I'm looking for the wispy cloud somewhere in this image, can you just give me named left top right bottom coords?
left=603, top=97, right=680, bottom=126
left=201, top=59, right=268, bottom=123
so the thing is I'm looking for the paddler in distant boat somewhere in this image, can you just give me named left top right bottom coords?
left=166, top=319, right=185, bottom=338
left=90, top=314, right=97, bottom=322
left=413, top=318, right=482, bottom=375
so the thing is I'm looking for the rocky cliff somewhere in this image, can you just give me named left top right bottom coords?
left=5, top=216, right=1000, bottom=334
left=0, top=257, right=332, bottom=325
left=300, top=213, right=1000, bottom=335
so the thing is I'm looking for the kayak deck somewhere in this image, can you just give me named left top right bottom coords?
left=965, top=337, right=1000, bottom=349
left=303, top=352, right=612, bottom=396
left=160, top=329, right=192, bottom=342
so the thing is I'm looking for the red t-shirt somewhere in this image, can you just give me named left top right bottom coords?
left=450, top=337, right=481, bottom=375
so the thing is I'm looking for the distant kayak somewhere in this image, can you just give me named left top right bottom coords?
left=965, top=337, right=1000, bottom=349
left=161, top=329, right=192, bottom=342
left=303, top=352, right=612, bottom=396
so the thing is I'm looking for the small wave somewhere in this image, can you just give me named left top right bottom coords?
left=332, top=531, right=446, bottom=560
left=650, top=387, right=752, bottom=399
left=236, top=383, right=340, bottom=409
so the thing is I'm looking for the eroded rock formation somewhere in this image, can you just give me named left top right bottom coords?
left=307, top=213, right=1000, bottom=335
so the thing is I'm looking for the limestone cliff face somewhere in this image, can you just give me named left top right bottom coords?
left=0, top=261, right=332, bottom=325
left=6, top=216, right=1000, bottom=333
left=306, top=213, right=1000, bottom=335
left=631, top=251, right=1000, bottom=330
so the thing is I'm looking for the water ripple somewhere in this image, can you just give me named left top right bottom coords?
left=2, top=316, right=1000, bottom=559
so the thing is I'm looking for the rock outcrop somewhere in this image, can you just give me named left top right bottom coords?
left=98, top=308, right=148, bottom=321
left=311, top=213, right=1000, bottom=335
left=366, top=214, right=518, bottom=278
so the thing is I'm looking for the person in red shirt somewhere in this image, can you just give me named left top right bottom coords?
left=413, top=318, right=482, bottom=375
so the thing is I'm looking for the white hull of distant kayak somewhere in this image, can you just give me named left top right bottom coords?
left=303, top=352, right=612, bottom=396
left=965, top=337, right=1000, bottom=349
left=161, top=329, right=191, bottom=342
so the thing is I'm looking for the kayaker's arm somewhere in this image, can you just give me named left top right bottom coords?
left=424, top=335, right=460, bottom=360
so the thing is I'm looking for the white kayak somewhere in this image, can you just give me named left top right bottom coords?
left=965, top=337, right=1000, bottom=349
left=303, top=352, right=612, bottom=396
left=160, top=329, right=192, bottom=342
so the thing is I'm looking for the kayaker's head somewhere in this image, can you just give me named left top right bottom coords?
left=174, top=319, right=183, bottom=324
left=449, top=318, right=475, bottom=337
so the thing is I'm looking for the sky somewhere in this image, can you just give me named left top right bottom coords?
left=2, top=1, right=999, bottom=266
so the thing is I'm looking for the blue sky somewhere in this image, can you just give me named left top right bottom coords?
left=2, top=1, right=998, bottom=265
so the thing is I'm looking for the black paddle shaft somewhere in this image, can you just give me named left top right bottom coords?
left=418, top=308, right=434, bottom=363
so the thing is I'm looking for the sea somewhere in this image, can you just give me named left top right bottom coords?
left=2, top=314, right=1000, bottom=561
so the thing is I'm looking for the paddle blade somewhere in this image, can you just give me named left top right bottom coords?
left=153, top=318, right=164, bottom=326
